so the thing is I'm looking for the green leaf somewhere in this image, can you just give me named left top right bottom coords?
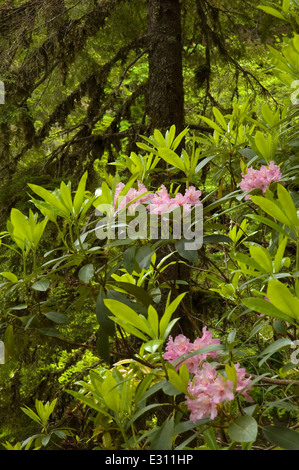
left=28, top=184, right=70, bottom=218
left=4, top=325, right=15, bottom=360
left=267, top=280, right=299, bottom=320
left=102, top=375, right=120, bottom=414
left=225, top=363, right=237, bottom=388
left=115, top=282, right=153, bottom=308
left=0, top=271, right=18, bottom=283
left=274, top=236, right=288, bottom=273
left=250, top=196, right=291, bottom=228
left=197, top=115, right=224, bottom=133
left=166, top=125, right=176, bottom=147
left=135, top=244, right=153, bottom=270
left=175, top=239, right=199, bottom=264
left=203, top=428, right=219, bottom=450
left=78, top=264, right=94, bottom=283
left=31, top=279, right=50, bottom=291
left=228, top=416, right=258, bottom=443
left=96, top=327, right=111, bottom=363
left=277, top=184, right=298, bottom=229
left=147, top=305, right=159, bottom=338
left=143, top=338, right=163, bottom=353
left=260, top=338, right=293, bottom=358
left=21, top=406, right=42, bottom=426
left=246, top=214, right=290, bottom=238
left=231, top=252, right=265, bottom=272
left=38, top=328, right=60, bottom=337
left=154, top=128, right=166, bottom=147
left=257, top=5, right=286, bottom=20
left=242, top=297, right=295, bottom=323
left=282, top=0, right=291, bottom=13
left=158, top=148, right=185, bottom=172
left=32, top=218, right=48, bottom=247
left=122, top=246, right=136, bottom=274
left=44, top=311, right=69, bottom=324
left=195, top=155, right=217, bottom=173
left=166, top=366, right=189, bottom=395
left=149, top=415, right=174, bottom=450
left=10, top=208, right=32, bottom=249
left=60, top=181, right=73, bottom=213
left=203, top=234, right=232, bottom=244
left=249, top=245, right=273, bottom=272
left=160, top=292, right=186, bottom=339
left=73, top=171, right=88, bottom=216
left=104, top=299, right=151, bottom=337
left=263, top=426, right=299, bottom=450
left=96, top=291, right=115, bottom=336
left=213, top=107, right=227, bottom=129
left=66, top=389, right=111, bottom=416
left=172, top=127, right=189, bottom=151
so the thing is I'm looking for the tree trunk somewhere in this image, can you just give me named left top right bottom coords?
left=146, top=0, right=197, bottom=340
left=147, top=0, right=184, bottom=134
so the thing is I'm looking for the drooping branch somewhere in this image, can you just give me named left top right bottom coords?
left=1, top=0, right=125, bottom=102
left=0, top=34, right=148, bottom=176
left=194, top=0, right=278, bottom=108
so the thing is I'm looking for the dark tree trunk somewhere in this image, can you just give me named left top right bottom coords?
left=147, top=0, right=184, bottom=134
left=146, top=0, right=197, bottom=341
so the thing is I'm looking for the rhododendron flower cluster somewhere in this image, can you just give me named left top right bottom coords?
left=147, top=185, right=202, bottom=215
left=164, top=327, right=220, bottom=373
left=113, top=182, right=202, bottom=215
left=113, top=181, right=152, bottom=213
left=240, top=161, right=282, bottom=200
left=185, top=362, right=235, bottom=421
left=164, top=329, right=253, bottom=422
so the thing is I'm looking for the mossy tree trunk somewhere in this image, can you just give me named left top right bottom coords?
left=147, top=0, right=185, bottom=135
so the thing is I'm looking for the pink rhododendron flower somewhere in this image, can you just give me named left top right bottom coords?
left=185, top=363, right=234, bottom=422
left=164, top=327, right=220, bottom=372
left=114, top=181, right=152, bottom=213
left=164, top=334, right=191, bottom=365
left=147, top=185, right=202, bottom=215
left=234, top=362, right=253, bottom=402
left=112, top=182, right=202, bottom=215
left=193, top=326, right=221, bottom=360
left=185, top=362, right=253, bottom=422
left=240, top=161, right=282, bottom=200
left=184, top=186, right=202, bottom=205
left=164, top=331, right=254, bottom=422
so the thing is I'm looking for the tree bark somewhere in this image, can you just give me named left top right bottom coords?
left=147, top=0, right=184, bottom=134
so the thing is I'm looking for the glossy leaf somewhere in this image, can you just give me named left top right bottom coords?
left=257, top=5, right=286, bottom=20
left=267, top=280, right=299, bottom=320
left=104, top=299, right=151, bottom=338
left=263, top=425, right=299, bottom=450
left=242, top=297, right=295, bottom=323
left=228, top=415, right=258, bottom=443
left=78, top=264, right=94, bottom=284
left=73, top=171, right=88, bottom=216
left=158, top=147, right=185, bottom=172
left=31, top=279, right=50, bottom=291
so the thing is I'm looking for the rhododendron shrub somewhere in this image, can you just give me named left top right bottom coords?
left=164, top=330, right=253, bottom=422
left=2, top=115, right=299, bottom=451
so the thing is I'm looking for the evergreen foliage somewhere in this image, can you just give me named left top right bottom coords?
left=0, top=0, right=299, bottom=452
